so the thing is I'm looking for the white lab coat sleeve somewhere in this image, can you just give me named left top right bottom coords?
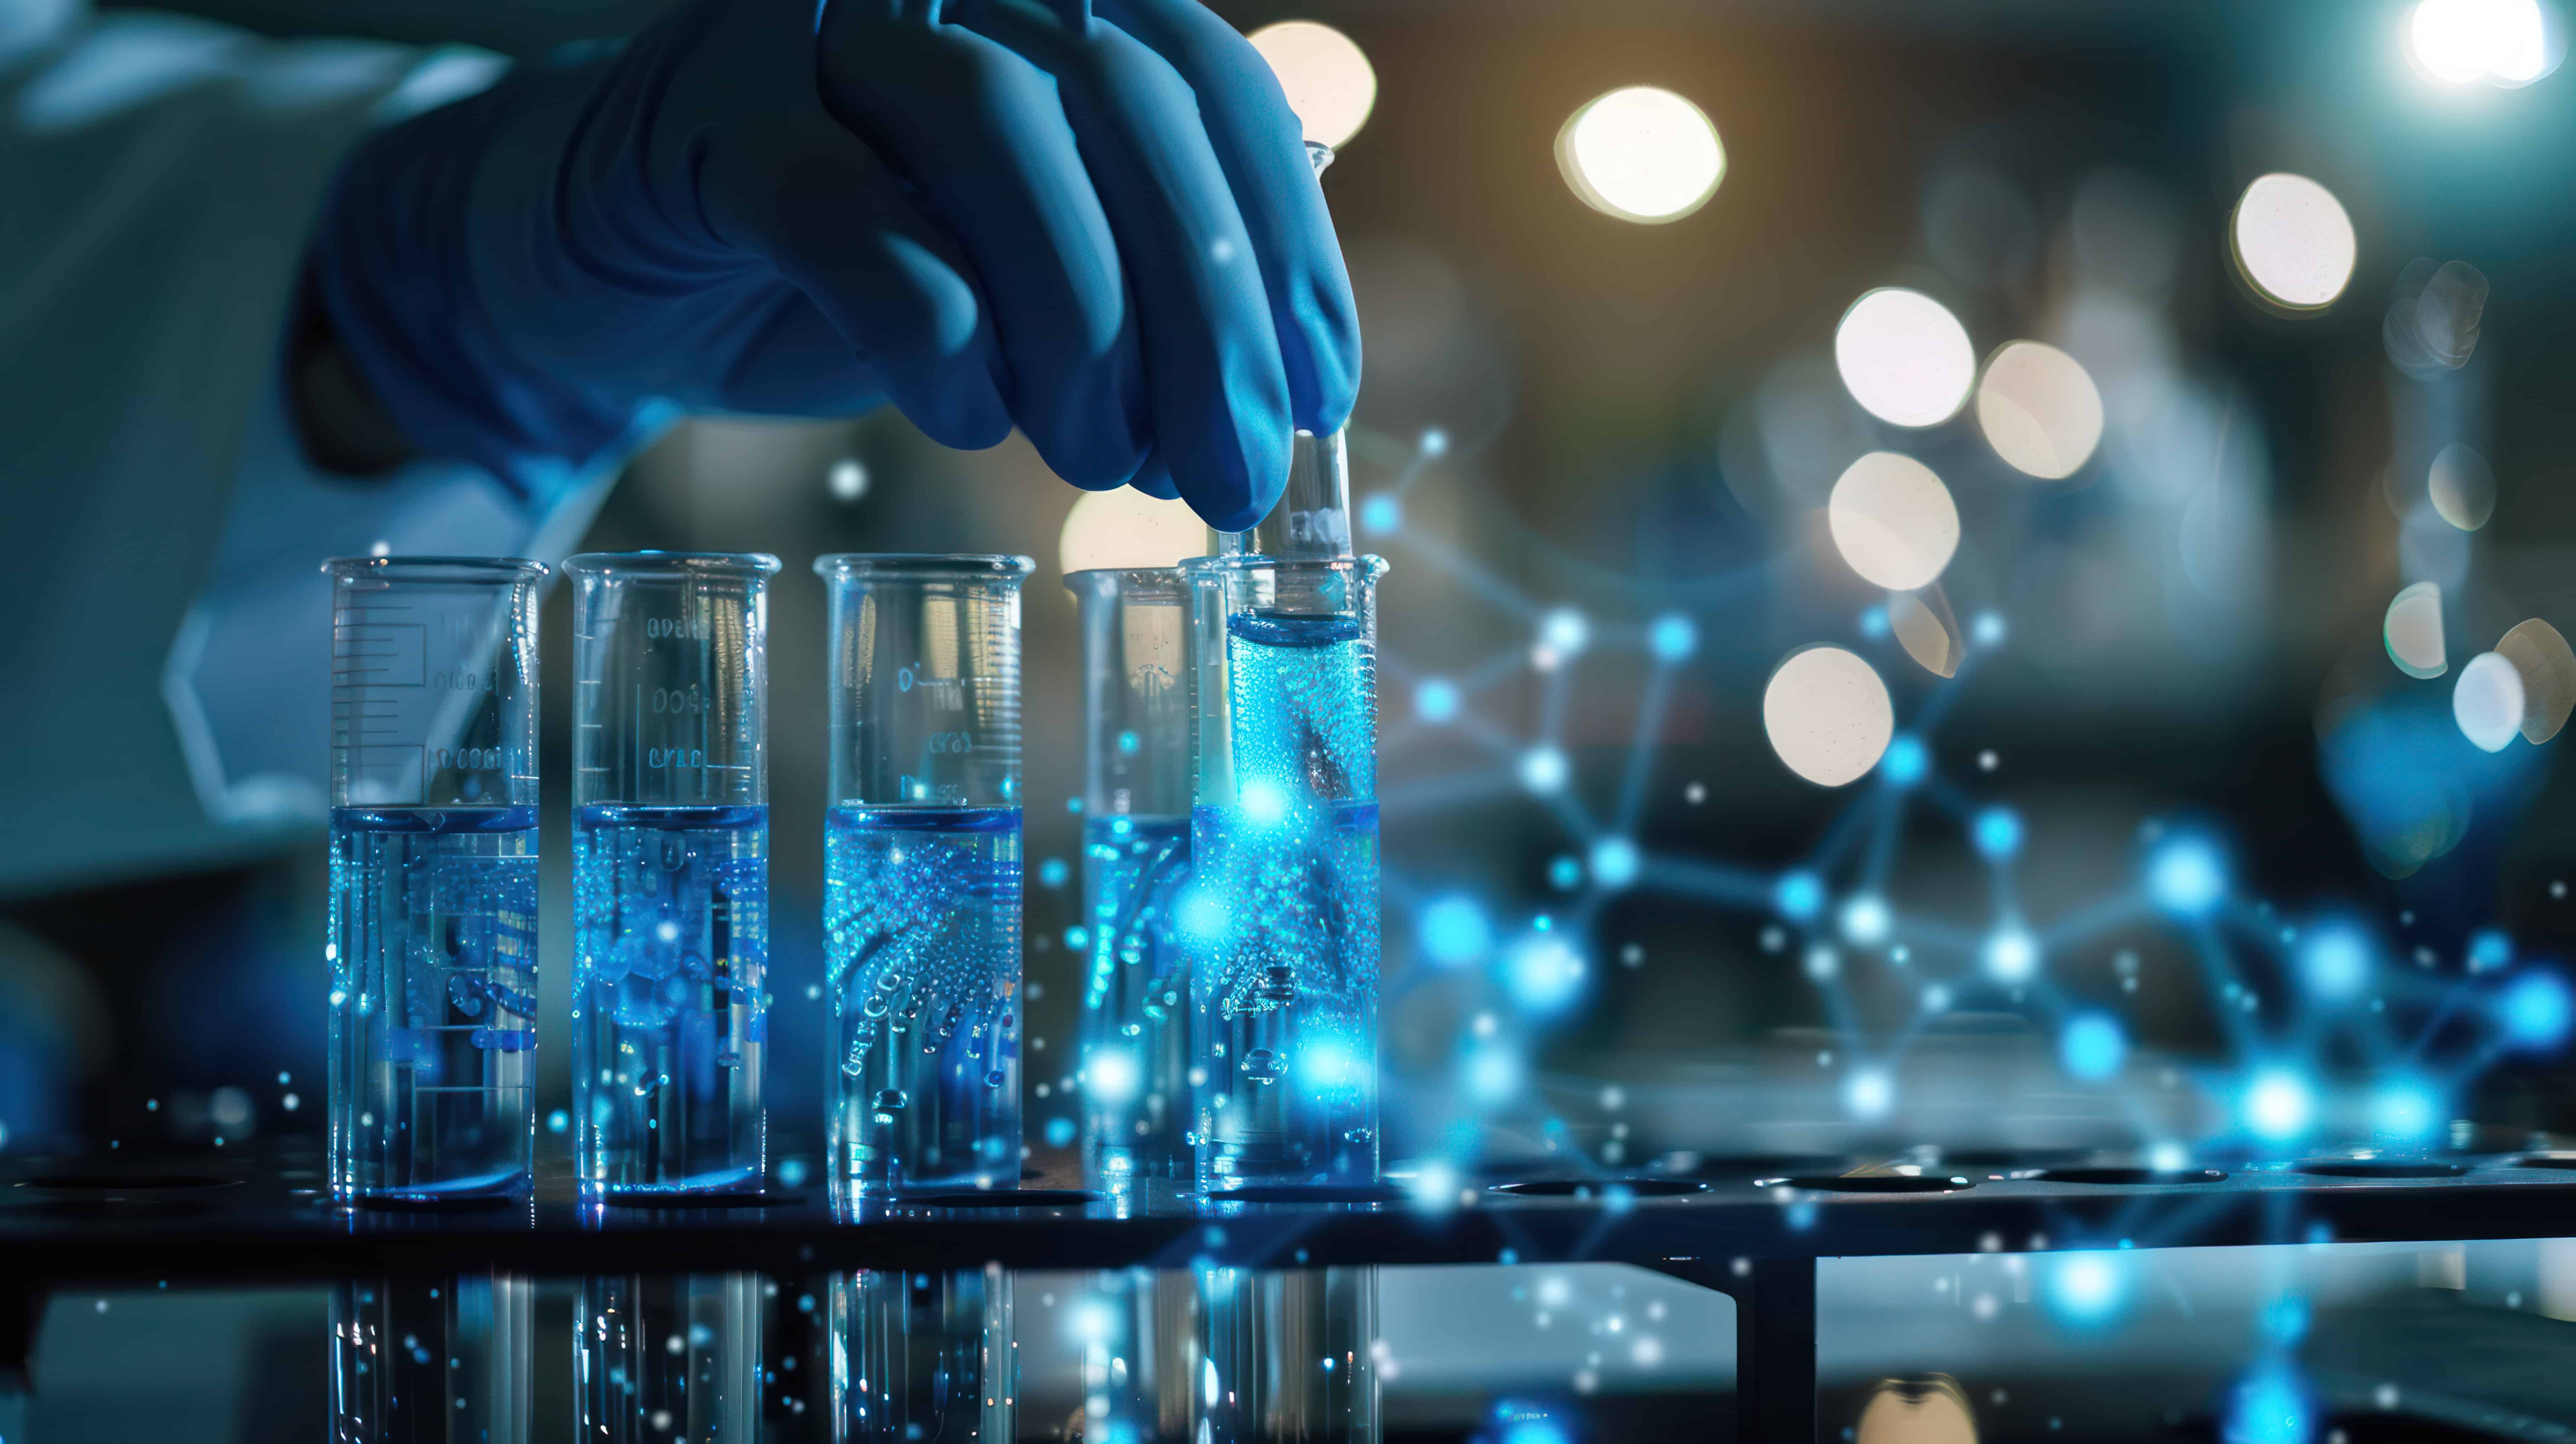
left=0, top=7, right=653, bottom=896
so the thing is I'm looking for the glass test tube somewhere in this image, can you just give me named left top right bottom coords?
left=1067, top=568, right=1195, bottom=1185
left=576, top=1273, right=764, bottom=1444
left=818, top=555, right=1033, bottom=1196
left=331, top=1272, right=534, bottom=1443
left=327, top=556, right=545, bottom=1204
left=1082, top=1268, right=1199, bottom=1444
left=1184, top=553, right=1387, bottom=1193
left=566, top=552, right=780, bottom=1200
left=1195, top=1268, right=1379, bottom=1444
left=830, top=1266, right=1014, bottom=1443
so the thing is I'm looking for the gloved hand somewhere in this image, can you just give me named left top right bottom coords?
left=309, top=0, right=1360, bottom=531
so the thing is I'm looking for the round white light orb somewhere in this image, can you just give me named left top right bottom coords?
left=1556, top=86, right=1726, bottom=224
left=1828, top=452, right=1959, bottom=591
left=1248, top=21, right=1377, bottom=149
left=1762, top=646, right=1894, bottom=787
left=2231, top=174, right=2357, bottom=311
left=1975, top=341, right=2104, bottom=479
left=1835, top=288, right=1976, bottom=427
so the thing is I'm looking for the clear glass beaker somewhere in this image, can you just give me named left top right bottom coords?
left=576, top=1274, right=763, bottom=1444
left=1184, top=554, right=1387, bottom=1192
left=326, top=555, right=545, bottom=1204
left=332, top=1272, right=534, bottom=1443
left=1066, top=568, right=1195, bottom=1186
left=829, top=1267, right=1014, bottom=1443
left=565, top=551, right=780, bottom=1200
left=817, top=554, right=1033, bottom=1196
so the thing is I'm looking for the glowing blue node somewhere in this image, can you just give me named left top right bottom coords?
left=1087, top=1047, right=1142, bottom=1106
left=2224, top=1363, right=2313, bottom=1444
left=1774, top=869, right=1825, bottom=922
left=1419, top=896, right=1493, bottom=968
left=2258, top=1295, right=2309, bottom=1348
left=1421, top=427, right=1450, bottom=457
left=1972, top=805, right=2022, bottom=860
left=1415, top=677, right=1461, bottom=724
left=1500, top=1420, right=1570, bottom=1444
left=2299, top=924, right=2369, bottom=1001
left=2146, top=835, right=2226, bottom=916
left=1240, top=777, right=1291, bottom=827
left=1859, top=604, right=1891, bottom=639
left=1839, top=894, right=1891, bottom=946
left=1880, top=734, right=1928, bottom=788
left=1539, top=607, right=1590, bottom=657
left=1649, top=612, right=1698, bottom=662
left=546, top=1108, right=570, bottom=1135
left=1547, top=854, right=1583, bottom=890
left=2372, top=1079, right=2441, bottom=1142
left=2470, top=927, right=2514, bottom=974
left=1043, top=1116, right=1076, bottom=1148
left=1038, top=857, right=1070, bottom=889
left=2242, top=1068, right=2315, bottom=1144
left=2501, top=969, right=2574, bottom=1050
left=1518, top=746, right=1569, bottom=795
left=1972, top=611, right=2007, bottom=646
left=1300, top=1039, right=1360, bottom=1090
left=2059, top=1013, right=2127, bottom=1082
left=1982, top=927, right=2039, bottom=984
left=1504, top=933, right=1587, bottom=1013
left=1360, top=493, right=1402, bottom=535
left=1466, top=1046, right=1522, bottom=1102
left=1842, top=1068, right=1893, bottom=1121
left=1590, top=836, right=1642, bottom=890
left=2045, top=1251, right=2128, bottom=1324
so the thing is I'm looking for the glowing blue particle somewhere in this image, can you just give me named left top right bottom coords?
left=1415, top=677, right=1461, bottom=724
left=1360, top=494, right=1402, bottom=535
left=1503, top=933, right=1587, bottom=1013
left=1538, top=608, right=1589, bottom=657
left=1065, top=926, right=1091, bottom=951
left=2373, top=1079, right=2440, bottom=1141
left=1546, top=854, right=1583, bottom=890
left=1838, top=894, right=1891, bottom=945
left=1590, top=836, right=1642, bottom=890
left=2469, top=927, right=2514, bottom=973
left=2501, top=969, right=2574, bottom=1050
left=1465, top=1046, right=1522, bottom=1102
left=1879, top=734, right=1927, bottom=788
left=1972, top=805, right=2022, bottom=859
left=1983, top=927, right=2039, bottom=984
left=1500, top=1420, right=1570, bottom=1444
left=1859, top=604, right=1891, bottom=639
left=1044, top=1117, right=1076, bottom=1149
left=1972, top=611, right=2008, bottom=646
left=2299, top=923, right=2368, bottom=1000
left=1067, top=796, right=1085, bottom=813
left=2146, top=835, right=2226, bottom=916
left=1518, top=746, right=1569, bottom=794
left=2045, top=1251, right=2128, bottom=1324
left=1421, top=427, right=1450, bottom=457
left=1175, top=884, right=1230, bottom=942
left=2223, top=1362, right=2312, bottom=1444
left=1842, top=1068, right=1893, bottom=1120
left=1240, top=777, right=1291, bottom=826
left=2059, top=1013, right=2127, bottom=1082
left=2258, top=1295, right=2309, bottom=1348
left=1419, top=896, right=1493, bottom=968
left=777, top=1157, right=809, bottom=1188
left=1117, top=729, right=1140, bottom=755
left=1773, top=870, right=1824, bottom=922
left=546, top=1109, right=570, bottom=1135
left=1648, top=613, right=1698, bottom=662
left=1038, top=857, right=1070, bottom=889
left=2242, top=1068, right=2314, bottom=1143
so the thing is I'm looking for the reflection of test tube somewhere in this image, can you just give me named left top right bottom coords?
left=1066, top=568, right=1195, bottom=1186
left=1195, top=1268, right=1379, bottom=1443
left=830, top=1266, right=1014, bottom=1442
left=817, top=555, right=1033, bottom=1197
left=565, top=552, right=780, bottom=1200
left=331, top=1272, right=533, bottom=1442
left=327, top=556, right=545, bottom=1204
left=1082, top=1268, right=1199, bottom=1443
left=576, top=1273, right=763, bottom=1444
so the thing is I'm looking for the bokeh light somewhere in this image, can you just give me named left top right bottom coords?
left=2059, top=1013, right=2127, bottom=1081
left=1983, top=926, right=2039, bottom=984
left=1503, top=933, right=1587, bottom=1013
left=1059, top=486, right=1207, bottom=573
left=2428, top=443, right=2496, bottom=531
left=1248, top=21, right=1377, bottom=149
left=1839, top=894, right=1891, bottom=946
left=1880, top=733, right=1928, bottom=787
left=1648, top=612, right=1698, bottom=662
left=1842, top=1067, right=1893, bottom=1120
left=1518, top=746, right=1570, bottom=794
left=2146, top=835, right=2226, bottom=916
left=2230, top=174, right=2357, bottom=311
left=2453, top=650, right=2526, bottom=753
left=2372, top=1078, right=2442, bottom=1141
left=1590, top=836, right=1642, bottom=889
left=1972, top=805, right=2024, bottom=860
left=1889, top=588, right=1964, bottom=678
left=1416, top=677, right=1462, bottom=724
left=1762, top=646, right=1895, bottom=787
left=2382, top=581, right=2448, bottom=680
left=2242, top=1068, right=2315, bottom=1143
left=2225, top=1362, right=2315, bottom=1444
left=1465, top=1045, right=1523, bottom=1102
left=2386, top=259, right=2490, bottom=377
left=2408, top=0, right=2559, bottom=85
left=1975, top=341, right=2105, bottom=479
left=1087, top=1045, right=1141, bottom=1106
left=1834, top=288, right=1977, bottom=427
left=2500, top=969, right=2574, bottom=1049
left=2299, top=923, right=2372, bottom=1001
left=1538, top=607, right=1590, bottom=658
left=1556, top=86, right=1726, bottom=224
left=1419, top=895, right=1493, bottom=968
left=2046, top=1251, right=2130, bottom=1324
left=2497, top=618, right=2576, bottom=743
left=1774, top=870, right=1825, bottom=922
left=1827, top=452, right=1960, bottom=591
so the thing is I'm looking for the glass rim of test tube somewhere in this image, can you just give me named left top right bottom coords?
left=1179, top=552, right=1388, bottom=579
left=322, top=554, right=549, bottom=584
left=1064, top=565, right=1189, bottom=592
left=812, top=551, right=1036, bottom=581
left=563, top=549, right=783, bottom=581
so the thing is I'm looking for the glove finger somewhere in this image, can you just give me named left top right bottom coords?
left=1125, top=452, right=1181, bottom=500
left=696, top=115, right=1013, bottom=450
left=713, top=295, right=889, bottom=416
left=966, top=3, right=1290, bottom=533
left=1095, top=0, right=1360, bottom=436
left=817, top=8, right=1151, bottom=489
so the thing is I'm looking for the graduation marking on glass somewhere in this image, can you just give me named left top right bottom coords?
left=818, top=554, right=1033, bottom=1197
left=567, top=551, right=779, bottom=1201
left=327, top=555, right=545, bottom=1204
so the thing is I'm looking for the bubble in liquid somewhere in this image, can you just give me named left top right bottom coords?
left=985, top=1070, right=1008, bottom=1088
left=1241, top=1049, right=1286, bottom=1084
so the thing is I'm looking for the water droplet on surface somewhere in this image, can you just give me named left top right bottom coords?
left=1241, top=1049, right=1285, bottom=1084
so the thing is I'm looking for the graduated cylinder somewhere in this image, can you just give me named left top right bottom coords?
left=566, top=551, right=778, bottom=1201
left=819, top=554, right=1032, bottom=1196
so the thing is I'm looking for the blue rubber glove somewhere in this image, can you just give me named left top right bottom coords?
left=310, top=0, right=1359, bottom=530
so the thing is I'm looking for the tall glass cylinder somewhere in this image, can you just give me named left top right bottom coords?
left=1195, top=1268, right=1379, bottom=1443
left=565, top=552, right=779, bottom=1201
left=327, top=555, right=545, bottom=1204
left=830, top=1267, right=1014, bottom=1442
left=818, top=554, right=1033, bottom=1197
left=576, top=1274, right=763, bottom=1444
left=1184, top=555, right=1387, bottom=1193
left=331, top=1272, right=533, bottom=1442
left=1067, top=568, right=1195, bottom=1186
